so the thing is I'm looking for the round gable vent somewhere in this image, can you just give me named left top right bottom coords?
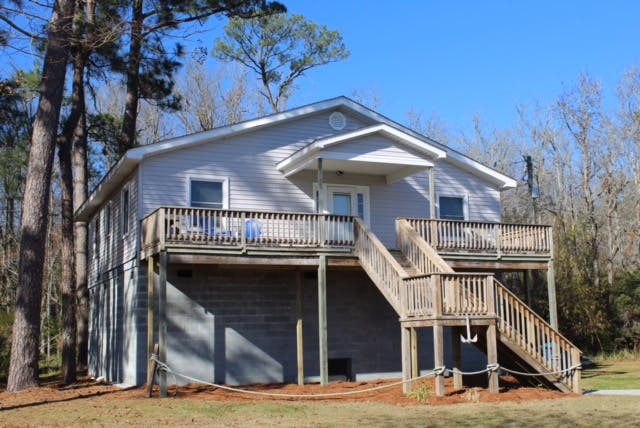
left=329, top=111, right=346, bottom=130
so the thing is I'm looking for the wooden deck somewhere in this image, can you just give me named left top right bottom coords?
left=141, top=207, right=580, bottom=394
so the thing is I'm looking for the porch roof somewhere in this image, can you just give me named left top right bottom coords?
left=276, top=124, right=446, bottom=183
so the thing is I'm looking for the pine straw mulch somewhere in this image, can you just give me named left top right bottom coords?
left=0, top=372, right=576, bottom=410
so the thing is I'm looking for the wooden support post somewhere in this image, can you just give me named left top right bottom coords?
left=452, top=327, right=463, bottom=390
left=296, top=272, right=304, bottom=386
left=318, top=255, right=328, bottom=386
left=401, top=325, right=412, bottom=393
left=571, top=348, right=582, bottom=394
left=524, top=269, right=533, bottom=307
left=433, top=323, right=445, bottom=397
left=487, top=323, right=499, bottom=393
left=158, top=251, right=168, bottom=398
left=410, top=327, right=418, bottom=379
left=146, top=344, right=159, bottom=397
left=146, top=256, right=155, bottom=393
left=547, top=259, right=558, bottom=330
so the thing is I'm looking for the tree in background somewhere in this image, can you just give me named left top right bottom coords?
left=174, top=60, right=259, bottom=133
left=214, top=13, right=349, bottom=112
left=0, top=71, right=36, bottom=310
left=114, top=0, right=285, bottom=158
left=6, top=0, right=76, bottom=391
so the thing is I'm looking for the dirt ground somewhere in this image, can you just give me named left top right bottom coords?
left=0, top=373, right=572, bottom=410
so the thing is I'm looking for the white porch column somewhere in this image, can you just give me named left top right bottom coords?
left=317, top=158, right=324, bottom=214
left=428, top=166, right=436, bottom=219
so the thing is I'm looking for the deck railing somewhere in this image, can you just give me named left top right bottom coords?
left=401, top=273, right=495, bottom=318
left=404, top=218, right=553, bottom=256
left=396, top=219, right=453, bottom=274
left=354, top=218, right=406, bottom=314
left=141, top=207, right=354, bottom=258
left=494, top=279, right=581, bottom=392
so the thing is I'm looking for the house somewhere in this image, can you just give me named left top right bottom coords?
left=75, top=97, right=581, bottom=397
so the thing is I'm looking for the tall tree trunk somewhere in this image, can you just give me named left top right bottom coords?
left=119, top=0, right=143, bottom=157
left=58, top=28, right=90, bottom=382
left=58, top=127, right=76, bottom=385
left=73, top=0, right=93, bottom=373
left=7, top=0, right=76, bottom=392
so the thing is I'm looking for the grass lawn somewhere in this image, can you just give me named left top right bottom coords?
left=2, top=394, right=640, bottom=427
left=582, top=360, right=640, bottom=390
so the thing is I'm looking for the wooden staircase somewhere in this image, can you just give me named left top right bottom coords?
left=354, top=218, right=581, bottom=393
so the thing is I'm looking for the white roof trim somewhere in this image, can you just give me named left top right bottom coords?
left=276, top=124, right=446, bottom=177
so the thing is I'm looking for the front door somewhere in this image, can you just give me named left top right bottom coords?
left=326, top=185, right=369, bottom=222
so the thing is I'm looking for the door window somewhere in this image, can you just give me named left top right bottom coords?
left=332, top=192, right=352, bottom=216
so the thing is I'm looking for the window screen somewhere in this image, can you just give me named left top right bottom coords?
left=191, top=180, right=223, bottom=209
left=439, top=196, right=465, bottom=220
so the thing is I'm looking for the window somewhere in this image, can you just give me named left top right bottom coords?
left=104, top=204, right=111, bottom=237
left=122, top=188, right=130, bottom=234
left=439, top=196, right=466, bottom=221
left=93, top=214, right=100, bottom=258
left=190, top=179, right=227, bottom=209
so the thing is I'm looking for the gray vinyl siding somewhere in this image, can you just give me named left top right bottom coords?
left=139, top=111, right=502, bottom=248
left=140, top=111, right=369, bottom=216
left=435, top=161, right=501, bottom=222
left=87, top=170, right=143, bottom=385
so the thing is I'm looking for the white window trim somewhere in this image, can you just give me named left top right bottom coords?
left=188, top=176, right=230, bottom=209
left=313, top=182, right=370, bottom=223
left=436, top=193, right=469, bottom=221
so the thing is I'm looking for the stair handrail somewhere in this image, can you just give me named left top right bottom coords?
left=493, top=277, right=580, bottom=353
left=354, top=218, right=408, bottom=314
left=396, top=219, right=453, bottom=274
left=493, top=277, right=581, bottom=393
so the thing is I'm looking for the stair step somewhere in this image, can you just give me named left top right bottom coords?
left=389, top=250, right=421, bottom=276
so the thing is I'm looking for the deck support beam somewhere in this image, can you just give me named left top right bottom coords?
left=547, top=259, right=558, bottom=329
left=433, top=323, right=445, bottom=396
left=452, top=327, right=463, bottom=389
left=296, top=272, right=304, bottom=385
left=146, top=256, right=155, bottom=392
left=318, top=255, right=328, bottom=386
left=401, top=325, right=412, bottom=393
left=487, top=323, right=499, bottom=393
left=410, top=327, right=419, bottom=379
left=158, top=250, right=167, bottom=398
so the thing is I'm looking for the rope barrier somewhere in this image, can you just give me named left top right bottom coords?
left=151, top=356, right=440, bottom=399
left=148, top=356, right=581, bottom=399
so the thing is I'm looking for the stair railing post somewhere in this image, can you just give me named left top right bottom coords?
left=486, top=274, right=496, bottom=317
left=432, top=274, right=442, bottom=317
left=571, top=348, right=582, bottom=394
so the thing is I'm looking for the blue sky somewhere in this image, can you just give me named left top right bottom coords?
left=247, top=1, right=640, bottom=134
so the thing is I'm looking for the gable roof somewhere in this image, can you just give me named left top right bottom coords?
left=75, top=96, right=516, bottom=221
left=276, top=124, right=446, bottom=183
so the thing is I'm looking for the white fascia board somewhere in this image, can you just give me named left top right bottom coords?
left=277, top=124, right=445, bottom=175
